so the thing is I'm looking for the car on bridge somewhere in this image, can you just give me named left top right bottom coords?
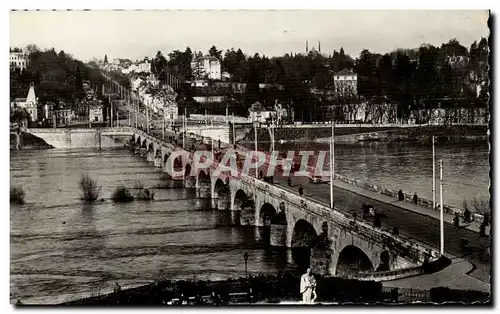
left=309, top=175, right=329, bottom=184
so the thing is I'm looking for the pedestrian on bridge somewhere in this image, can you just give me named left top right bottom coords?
left=413, top=193, right=418, bottom=204
left=287, top=177, right=292, bottom=187
left=298, top=185, right=304, bottom=196
left=398, top=189, right=404, bottom=201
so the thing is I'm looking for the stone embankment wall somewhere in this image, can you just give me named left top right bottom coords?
left=27, top=129, right=130, bottom=149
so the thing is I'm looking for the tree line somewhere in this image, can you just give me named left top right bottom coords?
left=10, top=45, right=107, bottom=104
left=150, top=38, right=488, bottom=121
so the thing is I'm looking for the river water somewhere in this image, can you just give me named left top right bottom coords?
left=10, top=142, right=489, bottom=304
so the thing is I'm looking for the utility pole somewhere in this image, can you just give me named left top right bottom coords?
left=440, top=159, right=444, bottom=256
left=109, top=96, right=113, bottom=127
left=330, top=122, right=335, bottom=209
left=135, top=100, right=138, bottom=128
left=254, top=119, right=258, bottom=177
left=232, top=113, right=236, bottom=146
left=146, top=105, right=150, bottom=133
left=162, top=111, right=165, bottom=139
left=432, top=135, right=436, bottom=210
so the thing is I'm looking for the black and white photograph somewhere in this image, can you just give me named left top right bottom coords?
left=8, top=7, right=491, bottom=306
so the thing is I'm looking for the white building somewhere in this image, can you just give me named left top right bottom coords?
left=136, top=60, right=151, bottom=73
left=10, top=50, right=28, bottom=71
left=333, top=68, right=358, bottom=95
left=191, top=55, right=221, bottom=80
left=164, top=103, right=178, bottom=121
left=89, top=105, right=104, bottom=122
left=11, top=83, right=38, bottom=122
left=131, top=77, right=145, bottom=91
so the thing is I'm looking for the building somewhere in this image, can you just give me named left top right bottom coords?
left=248, top=101, right=276, bottom=123
left=191, top=55, right=221, bottom=80
left=164, top=103, right=179, bottom=121
left=131, top=77, right=145, bottom=91
left=38, top=102, right=55, bottom=121
left=10, top=49, right=28, bottom=71
left=89, top=105, right=104, bottom=122
left=11, top=83, right=38, bottom=122
left=333, top=69, right=358, bottom=96
left=49, top=108, right=75, bottom=126
left=136, top=59, right=151, bottom=73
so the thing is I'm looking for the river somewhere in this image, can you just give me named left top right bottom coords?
left=10, top=141, right=490, bottom=304
left=245, top=140, right=490, bottom=209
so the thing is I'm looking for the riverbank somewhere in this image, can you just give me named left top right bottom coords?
left=56, top=272, right=489, bottom=305
left=240, top=124, right=488, bottom=144
left=316, top=125, right=488, bottom=144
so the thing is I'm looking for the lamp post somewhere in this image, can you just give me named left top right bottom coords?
left=243, top=252, right=249, bottom=278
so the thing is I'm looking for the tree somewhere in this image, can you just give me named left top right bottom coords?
left=244, top=62, right=260, bottom=105
left=152, top=51, right=168, bottom=78
left=25, top=44, right=40, bottom=55
left=208, top=45, right=222, bottom=61
left=74, top=65, right=85, bottom=101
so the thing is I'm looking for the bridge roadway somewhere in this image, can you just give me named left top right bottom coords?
left=135, top=126, right=489, bottom=284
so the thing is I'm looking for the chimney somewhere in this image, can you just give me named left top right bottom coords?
left=306, top=40, right=308, bottom=53
left=318, top=41, right=321, bottom=53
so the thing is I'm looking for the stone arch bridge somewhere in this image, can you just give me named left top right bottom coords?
left=128, top=128, right=441, bottom=278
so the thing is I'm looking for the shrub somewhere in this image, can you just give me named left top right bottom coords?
left=10, top=186, right=25, bottom=204
left=79, top=174, right=101, bottom=202
left=112, top=186, right=134, bottom=202
left=134, top=180, right=155, bottom=200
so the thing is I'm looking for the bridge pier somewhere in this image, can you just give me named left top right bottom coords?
left=270, top=223, right=287, bottom=246
left=184, top=177, right=196, bottom=189
left=310, top=248, right=334, bottom=276
left=154, top=157, right=162, bottom=167
left=146, top=150, right=154, bottom=163
left=240, top=204, right=256, bottom=226
left=134, top=143, right=141, bottom=155
left=214, top=194, right=230, bottom=210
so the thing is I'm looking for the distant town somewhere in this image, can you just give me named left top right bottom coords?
left=10, top=37, right=488, bottom=131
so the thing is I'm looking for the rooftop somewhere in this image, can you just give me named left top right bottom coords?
left=193, top=55, right=220, bottom=62
left=335, top=68, right=357, bottom=76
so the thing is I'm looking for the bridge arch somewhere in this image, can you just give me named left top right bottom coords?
left=136, top=136, right=141, bottom=145
left=213, top=178, right=230, bottom=210
left=291, top=219, right=319, bottom=271
left=259, top=203, right=277, bottom=227
left=233, top=189, right=255, bottom=224
left=291, top=219, right=318, bottom=248
left=335, top=245, right=375, bottom=276
left=197, top=169, right=211, bottom=185
left=141, top=139, right=147, bottom=148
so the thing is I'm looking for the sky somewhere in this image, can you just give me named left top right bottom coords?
left=10, top=10, right=490, bottom=62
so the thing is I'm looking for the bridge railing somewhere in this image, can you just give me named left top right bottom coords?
left=131, top=127, right=440, bottom=263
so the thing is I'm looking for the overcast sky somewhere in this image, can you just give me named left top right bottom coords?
left=10, top=10, right=490, bottom=62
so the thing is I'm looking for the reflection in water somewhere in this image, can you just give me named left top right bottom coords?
left=10, top=148, right=300, bottom=304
